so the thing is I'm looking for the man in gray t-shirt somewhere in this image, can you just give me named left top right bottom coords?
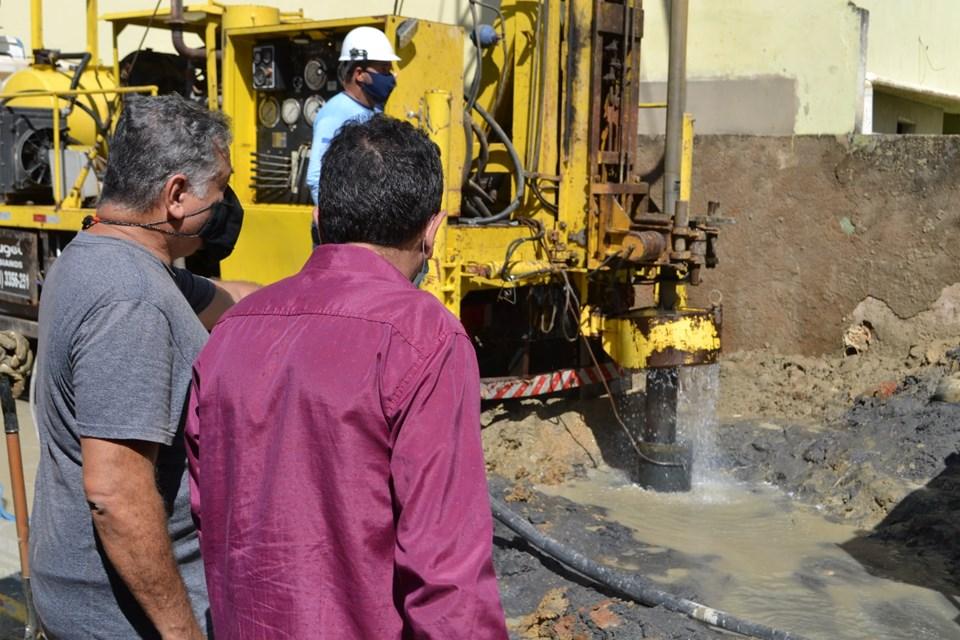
left=30, top=95, right=255, bottom=639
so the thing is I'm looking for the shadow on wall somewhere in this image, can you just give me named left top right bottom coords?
left=840, top=452, right=960, bottom=627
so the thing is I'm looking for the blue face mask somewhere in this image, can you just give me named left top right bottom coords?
left=412, top=257, right=428, bottom=288
left=360, top=71, right=397, bottom=107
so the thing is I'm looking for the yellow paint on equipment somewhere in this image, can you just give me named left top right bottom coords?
left=602, top=313, right=720, bottom=370
left=221, top=5, right=281, bottom=31
left=680, top=113, right=694, bottom=202
left=422, top=89, right=459, bottom=311
left=219, top=205, right=312, bottom=284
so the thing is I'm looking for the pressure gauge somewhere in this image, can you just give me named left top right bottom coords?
left=257, top=96, right=280, bottom=128
left=303, top=59, right=327, bottom=91
left=281, top=98, right=301, bottom=126
left=303, top=95, right=325, bottom=126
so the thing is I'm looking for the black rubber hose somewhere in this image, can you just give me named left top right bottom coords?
left=490, top=496, right=809, bottom=640
left=468, top=104, right=525, bottom=225
left=54, top=52, right=109, bottom=138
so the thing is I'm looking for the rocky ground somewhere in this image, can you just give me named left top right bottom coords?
left=483, top=338, right=960, bottom=639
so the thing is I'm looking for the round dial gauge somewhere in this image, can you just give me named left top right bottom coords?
left=257, top=96, right=280, bottom=128
left=303, top=95, right=325, bottom=126
left=281, top=98, right=301, bottom=126
left=303, top=59, right=327, bottom=91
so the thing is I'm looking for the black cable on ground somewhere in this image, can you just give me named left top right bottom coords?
left=491, top=495, right=809, bottom=640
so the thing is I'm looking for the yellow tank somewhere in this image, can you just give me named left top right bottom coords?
left=2, top=65, right=116, bottom=147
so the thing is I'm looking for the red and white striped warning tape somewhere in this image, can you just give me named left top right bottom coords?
left=480, top=363, right=623, bottom=400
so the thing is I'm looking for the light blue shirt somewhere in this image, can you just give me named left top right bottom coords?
left=305, top=92, right=377, bottom=205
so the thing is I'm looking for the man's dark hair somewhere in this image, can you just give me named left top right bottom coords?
left=337, top=61, right=361, bottom=85
left=319, top=115, right=443, bottom=247
left=99, top=94, right=231, bottom=212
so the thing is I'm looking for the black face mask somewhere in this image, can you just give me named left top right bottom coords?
left=193, top=185, right=244, bottom=262
left=83, top=186, right=245, bottom=262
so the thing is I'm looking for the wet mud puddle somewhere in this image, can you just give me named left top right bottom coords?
left=539, top=470, right=960, bottom=640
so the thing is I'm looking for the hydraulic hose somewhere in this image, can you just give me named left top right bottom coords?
left=491, top=496, right=809, bottom=640
left=468, top=104, right=525, bottom=224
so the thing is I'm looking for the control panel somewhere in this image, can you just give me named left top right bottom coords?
left=251, top=38, right=342, bottom=204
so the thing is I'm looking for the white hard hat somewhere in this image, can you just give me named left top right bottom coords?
left=339, top=27, right=400, bottom=62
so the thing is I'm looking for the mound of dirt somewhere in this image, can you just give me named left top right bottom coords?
left=718, top=342, right=960, bottom=424
left=482, top=398, right=606, bottom=486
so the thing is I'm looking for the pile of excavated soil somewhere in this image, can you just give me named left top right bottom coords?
left=717, top=342, right=960, bottom=425
left=482, top=399, right=602, bottom=486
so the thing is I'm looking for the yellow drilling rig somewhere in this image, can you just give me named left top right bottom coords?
left=1, top=0, right=721, bottom=489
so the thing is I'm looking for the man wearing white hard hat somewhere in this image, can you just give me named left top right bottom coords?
left=305, top=27, right=400, bottom=243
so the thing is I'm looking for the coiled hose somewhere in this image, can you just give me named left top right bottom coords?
left=491, top=495, right=808, bottom=640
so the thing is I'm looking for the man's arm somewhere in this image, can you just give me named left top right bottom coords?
left=306, top=114, right=339, bottom=205
left=82, top=437, right=203, bottom=640
left=389, top=333, right=508, bottom=639
left=197, top=279, right=260, bottom=330
left=171, top=268, right=259, bottom=330
left=72, top=300, right=206, bottom=637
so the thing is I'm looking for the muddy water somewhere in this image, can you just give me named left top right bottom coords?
left=540, top=470, right=960, bottom=640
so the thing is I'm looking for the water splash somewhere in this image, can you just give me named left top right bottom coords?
left=677, top=363, right=724, bottom=492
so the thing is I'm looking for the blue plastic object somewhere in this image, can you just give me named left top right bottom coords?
left=471, top=24, right=500, bottom=48
left=0, top=484, right=15, bottom=521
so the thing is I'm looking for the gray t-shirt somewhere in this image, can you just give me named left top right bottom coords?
left=30, top=233, right=214, bottom=639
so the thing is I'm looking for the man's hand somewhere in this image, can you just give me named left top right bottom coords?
left=82, top=438, right=204, bottom=640
left=198, top=279, right=260, bottom=330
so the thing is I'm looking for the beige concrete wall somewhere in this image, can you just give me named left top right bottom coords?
left=856, top=0, right=960, bottom=100
left=638, top=0, right=865, bottom=135
left=639, top=0, right=960, bottom=135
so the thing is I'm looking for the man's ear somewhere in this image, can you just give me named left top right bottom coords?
left=162, top=173, right=190, bottom=220
left=423, top=211, right=447, bottom=258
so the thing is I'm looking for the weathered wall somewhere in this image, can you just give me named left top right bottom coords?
left=636, top=134, right=960, bottom=355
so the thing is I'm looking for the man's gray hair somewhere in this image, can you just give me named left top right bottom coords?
left=99, top=94, right=231, bottom=212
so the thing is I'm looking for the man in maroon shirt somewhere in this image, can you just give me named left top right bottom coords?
left=185, top=115, right=508, bottom=639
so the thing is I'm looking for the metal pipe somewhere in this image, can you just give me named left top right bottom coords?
left=679, top=112, right=694, bottom=203
left=662, top=0, right=688, bottom=220
left=169, top=0, right=208, bottom=61
left=87, top=0, right=98, bottom=62
left=1, top=376, right=38, bottom=639
left=643, top=367, right=678, bottom=443
left=0, top=85, right=159, bottom=100
left=53, top=95, right=62, bottom=204
left=205, top=20, right=218, bottom=110
left=31, top=0, right=44, bottom=52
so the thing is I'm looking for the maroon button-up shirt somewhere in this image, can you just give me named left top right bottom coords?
left=185, top=244, right=507, bottom=639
